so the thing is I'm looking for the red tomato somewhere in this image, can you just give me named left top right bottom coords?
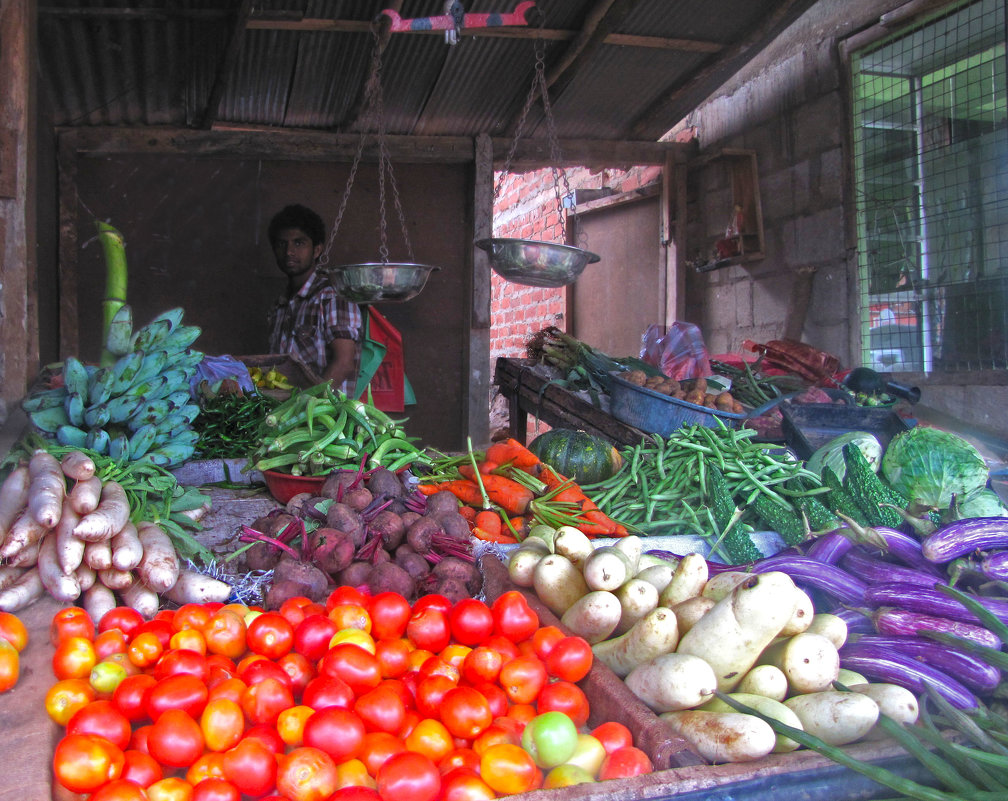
left=0, top=610, right=28, bottom=651
left=200, top=697, right=245, bottom=753
left=530, top=625, right=565, bottom=660
left=293, top=614, right=338, bottom=662
left=52, top=635, right=97, bottom=680
left=0, top=643, right=18, bottom=694
left=99, top=607, right=145, bottom=639
left=147, top=708, right=206, bottom=768
left=543, top=635, right=593, bottom=682
left=490, top=592, right=539, bottom=643
left=481, top=635, right=520, bottom=663
left=468, top=681, right=508, bottom=719
left=244, top=722, right=286, bottom=754
left=66, top=699, right=133, bottom=750
left=207, top=676, right=247, bottom=706
left=276, top=746, right=339, bottom=801
left=246, top=611, right=295, bottom=660
left=53, top=733, right=125, bottom=793
left=438, top=747, right=481, bottom=775
left=129, top=724, right=153, bottom=755
left=191, top=778, right=241, bottom=801
left=536, top=679, right=590, bottom=728
left=134, top=618, right=175, bottom=650
left=202, top=609, right=247, bottom=660
left=374, top=638, right=412, bottom=679
left=440, top=766, right=496, bottom=801
left=590, top=721, right=634, bottom=754
left=416, top=655, right=459, bottom=684
left=376, top=751, right=441, bottom=801
left=50, top=606, right=95, bottom=646
left=368, top=592, right=412, bottom=640
left=405, top=607, right=451, bottom=653
left=127, top=630, right=164, bottom=669
left=497, top=654, right=548, bottom=705
left=472, top=719, right=521, bottom=756
left=172, top=603, right=214, bottom=633
left=303, top=707, right=366, bottom=762
left=153, top=648, right=209, bottom=683
left=326, top=586, right=370, bottom=612
left=221, top=736, right=278, bottom=796
left=411, top=594, right=452, bottom=615
left=329, top=787, right=382, bottom=801
left=354, top=684, right=406, bottom=734
left=460, top=646, right=503, bottom=685
left=241, top=675, right=295, bottom=726
left=146, top=673, right=209, bottom=721
left=146, top=776, right=196, bottom=801
left=45, top=677, right=97, bottom=726
left=358, top=730, right=406, bottom=776
left=277, top=596, right=315, bottom=628
left=186, top=751, right=226, bottom=785
left=439, top=686, right=493, bottom=740
left=302, top=673, right=355, bottom=710
left=447, top=599, right=494, bottom=646
left=239, top=656, right=294, bottom=691
left=598, top=745, right=653, bottom=780
left=89, top=778, right=149, bottom=801
left=279, top=651, right=316, bottom=697
left=478, top=742, right=541, bottom=794
left=402, top=717, right=454, bottom=763
left=414, top=674, right=457, bottom=720
left=121, top=749, right=163, bottom=787
left=319, top=643, right=382, bottom=696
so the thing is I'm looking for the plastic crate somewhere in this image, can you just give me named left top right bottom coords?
left=780, top=401, right=912, bottom=460
left=608, top=371, right=745, bottom=435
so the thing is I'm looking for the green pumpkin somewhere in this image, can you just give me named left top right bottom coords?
left=528, top=428, right=623, bottom=485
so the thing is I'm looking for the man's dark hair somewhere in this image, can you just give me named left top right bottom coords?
left=268, top=204, right=326, bottom=247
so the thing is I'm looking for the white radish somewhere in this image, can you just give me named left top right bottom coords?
left=699, top=692, right=805, bottom=752
left=82, top=583, right=118, bottom=625
left=591, top=606, right=680, bottom=677
left=6, top=541, right=40, bottom=568
left=120, top=581, right=159, bottom=620
left=1, top=507, right=51, bottom=560
left=634, top=563, right=676, bottom=594
left=54, top=503, right=85, bottom=574
left=700, top=570, right=752, bottom=601
left=507, top=545, right=546, bottom=588
left=163, top=569, right=232, bottom=605
left=27, top=450, right=66, bottom=528
left=582, top=546, right=633, bottom=592
left=559, top=590, right=622, bottom=644
left=671, top=595, right=716, bottom=635
left=75, top=563, right=96, bottom=593
left=0, top=466, right=30, bottom=544
left=74, top=480, right=130, bottom=542
left=778, top=588, right=815, bottom=637
left=68, top=476, right=103, bottom=516
left=0, top=566, right=24, bottom=592
left=551, top=526, right=594, bottom=570
left=98, top=567, right=135, bottom=591
left=37, top=533, right=81, bottom=602
left=805, top=612, right=849, bottom=650
left=111, top=522, right=144, bottom=571
left=0, top=567, right=44, bottom=612
left=60, top=450, right=96, bottom=481
left=611, top=535, right=643, bottom=574
left=136, top=522, right=180, bottom=593
left=759, top=631, right=840, bottom=695
left=736, top=664, right=789, bottom=702
left=850, top=682, right=920, bottom=727
left=84, top=539, right=113, bottom=571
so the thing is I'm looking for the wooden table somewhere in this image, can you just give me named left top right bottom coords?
left=494, top=357, right=647, bottom=446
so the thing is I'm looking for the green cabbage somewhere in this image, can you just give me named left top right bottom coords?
left=807, top=431, right=883, bottom=482
left=881, top=427, right=989, bottom=511
left=953, top=488, right=1008, bottom=519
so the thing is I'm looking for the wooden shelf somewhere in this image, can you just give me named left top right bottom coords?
left=689, top=148, right=765, bottom=266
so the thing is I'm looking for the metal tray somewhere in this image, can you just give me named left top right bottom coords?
left=780, top=401, right=913, bottom=460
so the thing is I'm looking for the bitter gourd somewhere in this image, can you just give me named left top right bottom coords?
left=842, top=442, right=907, bottom=528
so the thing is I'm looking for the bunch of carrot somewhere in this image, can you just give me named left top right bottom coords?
left=416, top=437, right=627, bottom=544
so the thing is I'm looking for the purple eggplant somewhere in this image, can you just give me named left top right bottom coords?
left=865, top=582, right=1008, bottom=626
left=921, top=517, right=1008, bottom=564
left=980, top=550, right=1008, bottom=582
left=840, top=548, right=943, bottom=588
left=845, top=634, right=1002, bottom=692
left=871, top=606, right=1003, bottom=649
left=751, top=554, right=868, bottom=605
left=803, top=529, right=855, bottom=565
left=828, top=605, right=876, bottom=635
left=837, top=650, right=979, bottom=709
left=836, top=515, right=944, bottom=576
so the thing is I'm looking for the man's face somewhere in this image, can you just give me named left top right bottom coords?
left=273, top=226, right=322, bottom=281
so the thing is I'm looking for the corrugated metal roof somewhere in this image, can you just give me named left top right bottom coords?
left=37, top=0, right=820, bottom=144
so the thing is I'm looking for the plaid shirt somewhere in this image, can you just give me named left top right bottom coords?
left=268, top=270, right=362, bottom=393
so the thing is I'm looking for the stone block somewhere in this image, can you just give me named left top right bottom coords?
left=783, top=208, right=845, bottom=266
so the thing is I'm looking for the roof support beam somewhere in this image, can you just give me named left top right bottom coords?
left=197, top=0, right=254, bottom=130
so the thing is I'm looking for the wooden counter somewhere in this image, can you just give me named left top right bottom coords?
left=495, top=357, right=648, bottom=446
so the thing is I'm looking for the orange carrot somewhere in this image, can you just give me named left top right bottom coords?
left=485, top=438, right=541, bottom=470
left=475, top=510, right=503, bottom=539
left=457, top=466, right=535, bottom=516
left=426, top=479, right=486, bottom=509
left=472, top=527, right=519, bottom=545
left=457, top=505, right=478, bottom=524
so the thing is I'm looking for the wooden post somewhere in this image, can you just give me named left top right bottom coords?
left=469, top=133, right=493, bottom=447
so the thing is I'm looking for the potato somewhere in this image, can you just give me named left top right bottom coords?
left=784, top=691, right=879, bottom=746
left=676, top=571, right=799, bottom=692
left=624, top=652, right=717, bottom=712
left=661, top=710, right=776, bottom=763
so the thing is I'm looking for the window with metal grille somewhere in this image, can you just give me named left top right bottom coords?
left=851, top=0, right=1007, bottom=373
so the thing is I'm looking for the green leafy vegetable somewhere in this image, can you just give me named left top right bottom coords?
left=881, top=427, right=989, bottom=513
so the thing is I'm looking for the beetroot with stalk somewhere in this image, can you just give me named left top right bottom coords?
left=394, top=550, right=431, bottom=583
left=307, top=527, right=356, bottom=575
left=406, top=516, right=445, bottom=554
left=370, top=510, right=406, bottom=551
left=267, top=555, right=330, bottom=606
left=326, top=503, right=365, bottom=546
left=365, top=467, right=405, bottom=500
left=424, top=490, right=461, bottom=516
left=321, top=469, right=361, bottom=500
left=367, top=561, right=416, bottom=600
left=343, top=486, right=374, bottom=513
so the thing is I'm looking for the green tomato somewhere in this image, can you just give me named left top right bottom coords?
left=89, top=659, right=127, bottom=694
left=564, top=733, right=607, bottom=777
left=543, top=763, right=597, bottom=789
left=521, top=711, right=578, bottom=769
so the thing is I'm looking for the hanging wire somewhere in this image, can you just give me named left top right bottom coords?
left=321, top=25, right=415, bottom=267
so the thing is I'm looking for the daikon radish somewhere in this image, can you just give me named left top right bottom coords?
left=0, top=466, right=30, bottom=543
left=60, top=450, right=96, bottom=482
left=1, top=508, right=51, bottom=560
left=0, top=568, right=44, bottom=612
left=658, top=552, right=708, bottom=607
left=662, top=710, right=776, bottom=763
left=110, top=522, right=144, bottom=571
left=592, top=606, right=679, bottom=677
left=27, top=450, right=65, bottom=529
left=74, top=481, right=130, bottom=542
left=67, top=476, right=103, bottom=516
left=82, top=583, right=117, bottom=625
left=54, top=504, right=85, bottom=574
left=136, top=522, right=180, bottom=593
left=120, top=581, right=159, bottom=620
left=84, top=540, right=113, bottom=571
left=38, top=533, right=81, bottom=602
left=163, top=569, right=232, bottom=605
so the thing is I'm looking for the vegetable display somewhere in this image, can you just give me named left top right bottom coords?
left=192, top=381, right=279, bottom=460
left=46, top=589, right=654, bottom=799
left=528, top=428, right=623, bottom=486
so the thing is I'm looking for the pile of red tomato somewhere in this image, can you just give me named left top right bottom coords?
left=45, top=587, right=653, bottom=801
left=0, top=610, right=27, bottom=692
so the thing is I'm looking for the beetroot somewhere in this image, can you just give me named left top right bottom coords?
left=308, top=527, right=355, bottom=575
left=365, top=467, right=405, bottom=500
left=432, top=556, right=482, bottom=595
left=321, top=469, right=361, bottom=500
left=326, top=503, right=365, bottom=546
left=268, top=555, right=330, bottom=605
left=435, top=510, right=471, bottom=541
left=370, top=510, right=406, bottom=551
left=424, top=490, right=461, bottom=516
left=395, top=550, right=431, bottom=582
left=337, top=561, right=374, bottom=589
left=406, top=516, right=445, bottom=554
left=343, top=486, right=374, bottom=513
left=367, top=561, right=416, bottom=599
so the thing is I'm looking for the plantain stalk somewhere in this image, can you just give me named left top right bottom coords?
left=97, top=221, right=129, bottom=366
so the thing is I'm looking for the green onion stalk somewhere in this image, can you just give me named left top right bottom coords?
left=96, top=221, right=128, bottom=367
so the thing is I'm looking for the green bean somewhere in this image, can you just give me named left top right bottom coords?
left=914, top=710, right=1008, bottom=791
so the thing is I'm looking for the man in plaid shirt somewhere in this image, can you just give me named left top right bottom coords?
left=267, top=204, right=362, bottom=394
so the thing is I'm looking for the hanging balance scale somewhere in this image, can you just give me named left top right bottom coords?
left=318, top=27, right=440, bottom=304
left=475, top=32, right=600, bottom=288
